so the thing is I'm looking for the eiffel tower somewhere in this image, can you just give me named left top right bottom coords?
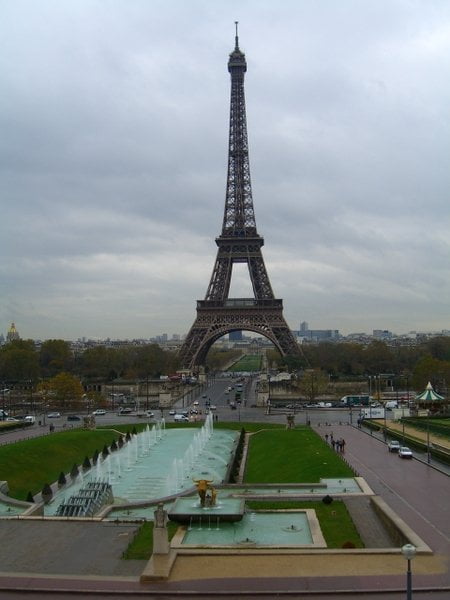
left=179, top=26, right=300, bottom=370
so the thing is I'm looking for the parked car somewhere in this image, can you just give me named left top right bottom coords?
left=92, top=409, right=106, bottom=416
left=209, top=405, right=217, bottom=411
left=398, top=446, right=413, bottom=459
left=24, top=415, right=36, bottom=423
left=6, top=417, right=19, bottom=422
left=387, top=440, right=401, bottom=452
left=118, top=408, right=132, bottom=414
left=47, top=412, right=61, bottom=418
left=169, top=409, right=176, bottom=416
left=146, top=411, right=155, bottom=418
left=67, top=415, right=81, bottom=421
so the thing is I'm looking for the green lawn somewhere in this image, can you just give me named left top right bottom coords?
left=244, top=428, right=355, bottom=483
left=0, top=429, right=126, bottom=499
left=122, top=521, right=180, bottom=559
left=229, top=355, right=262, bottom=372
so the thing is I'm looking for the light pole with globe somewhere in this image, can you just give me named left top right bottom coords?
left=401, top=543, right=416, bottom=600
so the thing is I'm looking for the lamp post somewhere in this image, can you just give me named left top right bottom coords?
left=426, top=409, right=431, bottom=464
left=402, top=404, right=405, bottom=445
left=401, top=543, right=416, bottom=600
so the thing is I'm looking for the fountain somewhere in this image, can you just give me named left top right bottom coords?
left=45, top=414, right=238, bottom=515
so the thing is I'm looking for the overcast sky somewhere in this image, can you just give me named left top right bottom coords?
left=1, top=0, right=449, bottom=341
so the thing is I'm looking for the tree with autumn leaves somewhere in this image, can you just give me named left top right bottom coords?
left=37, top=373, right=84, bottom=411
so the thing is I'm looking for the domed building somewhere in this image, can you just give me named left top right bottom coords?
left=6, top=322, right=20, bottom=342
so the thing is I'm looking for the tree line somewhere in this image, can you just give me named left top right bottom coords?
left=272, top=337, right=450, bottom=393
left=1, top=336, right=450, bottom=394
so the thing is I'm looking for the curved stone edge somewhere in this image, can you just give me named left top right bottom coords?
left=370, top=495, right=432, bottom=554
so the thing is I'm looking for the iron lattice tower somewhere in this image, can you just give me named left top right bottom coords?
left=179, top=27, right=300, bottom=369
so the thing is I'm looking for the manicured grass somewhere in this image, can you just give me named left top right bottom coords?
left=244, top=428, right=355, bottom=483
left=229, top=355, right=262, bottom=372
left=122, top=521, right=180, bottom=560
left=0, top=429, right=125, bottom=500
left=246, top=500, right=363, bottom=548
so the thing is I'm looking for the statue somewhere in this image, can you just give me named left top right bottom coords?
left=193, top=479, right=217, bottom=507
left=152, top=502, right=170, bottom=554
left=154, top=502, right=168, bottom=528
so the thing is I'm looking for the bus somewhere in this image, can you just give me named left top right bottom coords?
left=340, top=395, right=371, bottom=407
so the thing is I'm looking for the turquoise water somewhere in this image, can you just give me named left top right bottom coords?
left=46, top=418, right=238, bottom=515
left=230, top=478, right=361, bottom=496
left=0, top=503, right=24, bottom=517
left=169, top=495, right=245, bottom=520
left=182, top=511, right=313, bottom=546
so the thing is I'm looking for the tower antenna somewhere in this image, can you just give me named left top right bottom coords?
left=234, top=21, right=239, bottom=49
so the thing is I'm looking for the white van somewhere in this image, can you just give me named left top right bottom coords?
left=385, top=400, right=398, bottom=409
left=174, top=414, right=189, bottom=422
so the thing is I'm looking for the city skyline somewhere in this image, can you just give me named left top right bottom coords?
left=1, top=1, right=449, bottom=340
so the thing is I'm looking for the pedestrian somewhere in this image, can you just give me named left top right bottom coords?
left=331, top=439, right=336, bottom=450
left=341, top=439, right=346, bottom=453
left=325, top=433, right=329, bottom=443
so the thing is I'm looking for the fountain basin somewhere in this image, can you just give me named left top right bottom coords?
left=169, top=495, right=245, bottom=523
left=176, top=510, right=326, bottom=547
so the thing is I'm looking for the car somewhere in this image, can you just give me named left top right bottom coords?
left=202, top=394, right=207, bottom=399
left=387, top=440, right=401, bottom=452
left=209, top=405, right=217, bottom=411
left=398, top=446, right=413, bottom=459
left=118, top=407, right=132, bottom=414
left=67, top=415, right=81, bottom=421
left=190, top=409, right=198, bottom=414
left=193, top=401, right=199, bottom=405
left=47, top=412, right=61, bottom=418
left=6, top=417, right=19, bottom=422
left=169, top=409, right=176, bottom=415
left=92, top=409, right=106, bottom=416
left=24, top=415, right=36, bottom=423
left=146, top=411, right=155, bottom=418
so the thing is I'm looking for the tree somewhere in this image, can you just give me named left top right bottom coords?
left=0, top=340, right=39, bottom=381
left=37, top=372, right=84, bottom=411
left=39, top=340, right=73, bottom=377
left=297, top=369, right=329, bottom=403
left=425, top=336, right=450, bottom=361
left=412, top=356, right=450, bottom=392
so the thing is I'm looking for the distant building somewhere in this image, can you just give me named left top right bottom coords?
left=229, top=331, right=243, bottom=341
left=373, top=329, right=393, bottom=340
left=6, top=322, right=20, bottom=342
left=294, top=322, right=340, bottom=342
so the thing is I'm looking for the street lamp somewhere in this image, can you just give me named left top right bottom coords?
left=401, top=543, right=416, bottom=600
left=426, top=409, right=431, bottom=464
